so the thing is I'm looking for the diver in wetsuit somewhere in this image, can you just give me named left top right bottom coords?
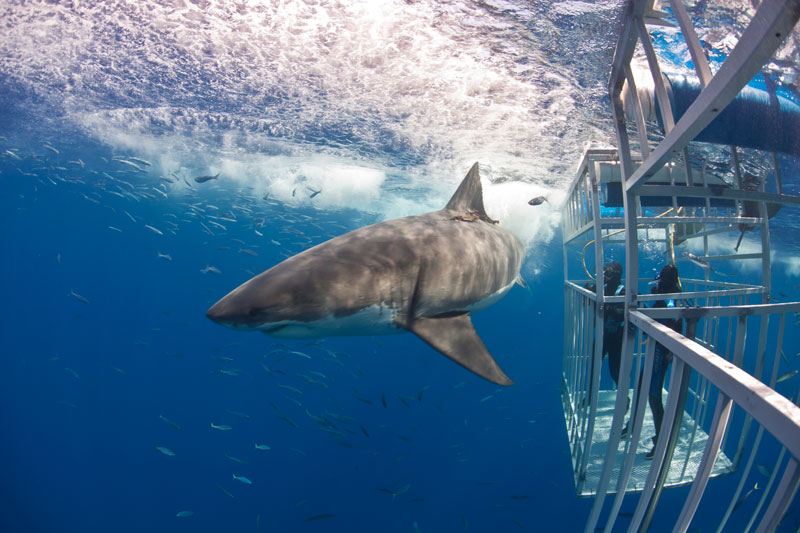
left=584, top=261, right=628, bottom=409
left=644, top=263, right=683, bottom=459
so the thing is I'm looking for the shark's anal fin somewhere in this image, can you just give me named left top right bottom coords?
left=407, top=313, right=513, bottom=386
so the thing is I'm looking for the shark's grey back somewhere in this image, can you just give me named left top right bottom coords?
left=266, top=209, right=522, bottom=325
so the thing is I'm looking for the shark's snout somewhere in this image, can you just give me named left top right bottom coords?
left=206, top=277, right=284, bottom=330
left=205, top=300, right=228, bottom=324
left=206, top=294, right=259, bottom=328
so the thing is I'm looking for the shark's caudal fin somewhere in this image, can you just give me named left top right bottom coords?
left=408, top=313, right=513, bottom=386
left=444, top=162, right=487, bottom=217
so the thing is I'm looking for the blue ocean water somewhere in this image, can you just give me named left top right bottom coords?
left=0, top=132, right=575, bottom=532
left=1, top=1, right=799, bottom=532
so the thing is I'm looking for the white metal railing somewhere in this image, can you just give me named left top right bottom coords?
left=571, top=0, right=800, bottom=531
left=625, top=312, right=800, bottom=532
left=611, top=0, right=800, bottom=193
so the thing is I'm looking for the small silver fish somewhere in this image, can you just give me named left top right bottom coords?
left=776, top=370, right=798, bottom=383
left=69, top=289, right=89, bottom=304
left=254, top=444, right=271, bottom=451
left=176, top=511, right=194, bottom=518
left=527, top=196, right=547, bottom=206
left=732, top=483, right=758, bottom=512
left=210, top=422, right=232, bottom=431
left=41, top=143, right=59, bottom=154
left=159, top=414, right=182, bottom=430
left=232, top=473, right=252, bottom=485
left=201, top=265, right=221, bottom=274
left=194, top=172, right=220, bottom=183
left=303, top=513, right=335, bottom=522
left=682, top=251, right=713, bottom=271
left=144, top=224, right=163, bottom=236
left=116, top=159, right=146, bottom=171
left=128, top=156, right=152, bottom=166
left=278, top=384, right=303, bottom=395
left=155, top=446, right=175, bottom=456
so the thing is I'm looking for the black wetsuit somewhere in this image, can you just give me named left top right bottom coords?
left=647, top=289, right=683, bottom=445
left=603, top=284, right=625, bottom=387
left=584, top=280, right=626, bottom=398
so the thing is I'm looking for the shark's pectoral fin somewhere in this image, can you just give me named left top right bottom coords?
left=407, top=313, right=513, bottom=386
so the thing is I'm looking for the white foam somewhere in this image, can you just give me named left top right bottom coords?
left=17, top=1, right=795, bottom=276
left=483, top=179, right=565, bottom=248
left=1, top=1, right=619, bottom=182
left=782, top=256, right=800, bottom=278
left=70, top=116, right=564, bottom=252
left=678, top=233, right=800, bottom=279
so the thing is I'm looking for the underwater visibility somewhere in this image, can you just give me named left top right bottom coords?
left=1, top=1, right=800, bottom=532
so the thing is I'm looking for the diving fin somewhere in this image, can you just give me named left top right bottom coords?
left=407, top=313, right=513, bottom=386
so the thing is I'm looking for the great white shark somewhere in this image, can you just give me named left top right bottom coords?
left=206, top=162, right=525, bottom=385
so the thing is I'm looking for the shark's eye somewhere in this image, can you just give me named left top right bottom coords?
left=248, top=308, right=259, bottom=317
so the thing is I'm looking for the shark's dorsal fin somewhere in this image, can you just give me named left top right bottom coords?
left=444, top=162, right=487, bottom=216
left=407, top=313, right=513, bottom=386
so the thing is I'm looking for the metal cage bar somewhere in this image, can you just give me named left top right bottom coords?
left=565, top=5, right=800, bottom=526
left=673, top=391, right=734, bottom=531
left=622, top=0, right=800, bottom=193
left=628, top=311, right=800, bottom=459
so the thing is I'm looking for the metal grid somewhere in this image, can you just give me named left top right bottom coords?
left=560, top=1, right=800, bottom=532
left=567, top=390, right=734, bottom=497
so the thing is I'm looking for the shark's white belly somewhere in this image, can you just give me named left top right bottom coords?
left=265, top=278, right=517, bottom=339
left=265, top=303, right=405, bottom=338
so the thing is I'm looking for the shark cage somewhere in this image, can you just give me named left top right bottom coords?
left=560, top=1, right=800, bottom=531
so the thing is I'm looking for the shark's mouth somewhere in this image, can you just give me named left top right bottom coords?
left=260, top=321, right=324, bottom=338
left=262, top=323, right=291, bottom=334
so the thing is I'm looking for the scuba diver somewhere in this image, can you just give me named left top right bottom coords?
left=643, top=263, right=684, bottom=459
left=584, top=261, right=628, bottom=411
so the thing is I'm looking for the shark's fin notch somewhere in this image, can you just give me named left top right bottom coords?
left=407, top=312, right=513, bottom=386
left=444, top=162, right=487, bottom=217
